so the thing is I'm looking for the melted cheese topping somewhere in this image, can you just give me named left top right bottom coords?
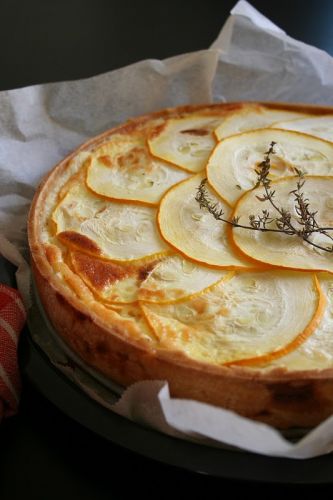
left=214, top=104, right=307, bottom=140
left=52, top=182, right=168, bottom=260
left=158, top=174, right=254, bottom=268
left=87, top=135, right=188, bottom=204
left=141, top=271, right=319, bottom=365
left=148, top=115, right=223, bottom=172
left=232, top=176, right=333, bottom=272
left=207, top=129, right=333, bottom=206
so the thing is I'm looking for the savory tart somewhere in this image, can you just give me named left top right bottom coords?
left=28, top=102, right=333, bottom=429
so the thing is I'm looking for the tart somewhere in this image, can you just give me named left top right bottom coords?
left=28, top=102, right=333, bottom=429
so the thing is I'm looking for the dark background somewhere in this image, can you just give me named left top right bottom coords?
left=0, top=0, right=333, bottom=91
left=1, top=0, right=333, bottom=497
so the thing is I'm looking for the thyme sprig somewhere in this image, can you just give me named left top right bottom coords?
left=195, top=141, right=333, bottom=253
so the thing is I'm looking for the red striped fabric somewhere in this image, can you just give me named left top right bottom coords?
left=0, top=284, right=26, bottom=420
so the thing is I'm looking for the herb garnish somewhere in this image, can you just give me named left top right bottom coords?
left=195, top=142, right=333, bottom=253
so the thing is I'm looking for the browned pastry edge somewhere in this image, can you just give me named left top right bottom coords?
left=28, top=101, right=333, bottom=429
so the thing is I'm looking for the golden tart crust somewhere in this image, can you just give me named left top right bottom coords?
left=29, top=102, right=333, bottom=429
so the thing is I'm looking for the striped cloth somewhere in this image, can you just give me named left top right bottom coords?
left=0, top=283, right=26, bottom=420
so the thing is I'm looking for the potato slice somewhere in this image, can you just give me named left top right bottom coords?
left=52, top=182, right=168, bottom=261
left=86, top=135, right=188, bottom=205
left=148, top=115, right=223, bottom=173
left=138, top=254, right=227, bottom=303
left=214, top=103, right=307, bottom=140
left=141, top=271, right=322, bottom=366
left=207, top=129, right=333, bottom=206
left=271, top=115, right=333, bottom=142
left=231, top=176, right=333, bottom=272
left=158, top=173, right=254, bottom=268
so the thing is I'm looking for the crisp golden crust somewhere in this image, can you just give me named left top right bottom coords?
left=28, top=102, right=333, bottom=429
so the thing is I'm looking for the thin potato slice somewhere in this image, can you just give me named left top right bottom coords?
left=148, top=115, right=223, bottom=173
left=207, top=129, right=333, bottom=206
left=214, top=104, right=307, bottom=140
left=141, top=271, right=322, bottom=366
left=158, top=173, right=254, bottom=269
left=86, top=135, right=188, bottom=205
left=271, top=115, right=333, bottom=142
left=138, top=254, right=226, bottom=303
left=231, top=176, right=333, bottom=272
left=52, top=182, right=168, bottom=261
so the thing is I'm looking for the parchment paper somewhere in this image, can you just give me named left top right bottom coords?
left=1, top=0, right=333, bottom=459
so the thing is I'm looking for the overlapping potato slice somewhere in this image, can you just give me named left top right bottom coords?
left=231, top=176, right=333, bottom=272
left=69, top=250, right=161, bottom=303
left=141, top=271, right=322, bottom=366
left=52, top=182, right=168, bottom=261
left=158, top=173, right=254, bottom=268
left=214, top=104, right=307, bottom=140
left=271, top=115, right=333, bottom=142
left=86, top=135, right=188, bottom=205
left=207, top=129, right=333, bottom=206
left=148, top=115, right=224, bottom=172
left=138, top=254, right=226, bottom=303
